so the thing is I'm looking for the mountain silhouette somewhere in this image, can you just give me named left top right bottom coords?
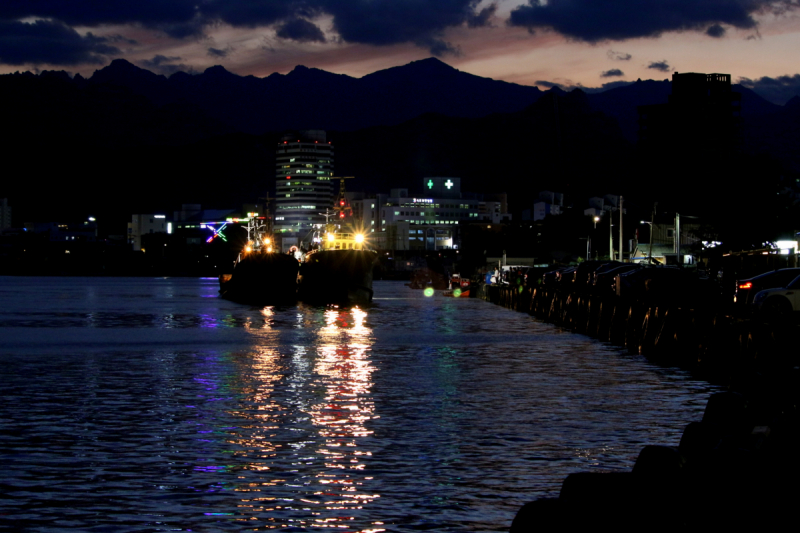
left=86, top=57, right=543, bottom=134
left=1, top=58, right=799, bottom=234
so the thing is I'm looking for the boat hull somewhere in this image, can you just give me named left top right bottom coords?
left=219, top=252, right=299, bottom=305
left=298, top=249, right=377, bottom=305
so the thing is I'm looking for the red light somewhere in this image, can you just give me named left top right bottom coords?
left=339, top=212, right=345, bottom=218
left=340, top=200, right=345, bottom=206
left=739, top=282, right=753, bottom=290
left=286, top=176, right=290, bottom=179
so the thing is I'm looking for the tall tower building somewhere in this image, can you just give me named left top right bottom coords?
left=274, top=130, right=334, bottom=235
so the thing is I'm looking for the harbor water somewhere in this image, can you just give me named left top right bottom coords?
left=0, top=277, right=718, bottom=532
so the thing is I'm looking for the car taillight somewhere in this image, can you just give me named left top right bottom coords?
left=738, top=282, right=752, bottom=290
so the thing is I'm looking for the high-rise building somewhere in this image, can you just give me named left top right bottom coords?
left=274, top=130, right=334, bottom=236
left=638, top=72, right=741, bottom=149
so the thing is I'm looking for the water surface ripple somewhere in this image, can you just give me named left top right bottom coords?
left=0, top=277, right=717, bottom=531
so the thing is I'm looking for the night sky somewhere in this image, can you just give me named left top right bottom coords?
left=2, top=1, right=800, bottom=104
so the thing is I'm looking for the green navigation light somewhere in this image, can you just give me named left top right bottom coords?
left=424, top=287, right=434, bottom=297
left=427, top=179, right=434, bottom=189
left=453, top=288, right=462, bottom=297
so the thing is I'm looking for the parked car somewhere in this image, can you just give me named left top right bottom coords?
left=556, top=266, right=578, bottom=288
left=594, top=264, right=642, bottom=295
left=542, top=267, right=567, bottom=286
left=616, top=266, right=681, bottom=300
left=589, top=261, right=623, bottom=286
left=735, top=268, right=800, bottom=306
left=752, top=274, right=800, bottom=320
left=572, top=260, right=616, bottom=288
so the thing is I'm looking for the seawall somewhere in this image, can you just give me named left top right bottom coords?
left=480, top=284, right=800, bottom=530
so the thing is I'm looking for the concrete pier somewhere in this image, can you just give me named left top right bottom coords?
left=481, top=283, right=800, bottom=531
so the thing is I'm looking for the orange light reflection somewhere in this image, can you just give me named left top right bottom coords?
left=228, top=306, right=379, bottom=531
left=310, top=307, right=379, bottom=522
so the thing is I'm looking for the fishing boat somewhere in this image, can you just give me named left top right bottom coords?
left=219, top=215, right=300, bottom=305
left=297, top=176, right=377, bottom=305
left=443, top=273, right=471, bottom=297
left=297, top=225, right=377, bottom=305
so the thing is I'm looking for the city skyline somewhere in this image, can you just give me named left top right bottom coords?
left=2, top=1, right=800, bottom=104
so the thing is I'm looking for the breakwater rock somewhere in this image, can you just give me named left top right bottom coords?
left=482, top=284, right=800, bottom=530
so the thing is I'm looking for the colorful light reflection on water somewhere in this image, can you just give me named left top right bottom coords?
left=218, top=305, right=383, bottom=531
left=0, top=277, right=719, bottom=532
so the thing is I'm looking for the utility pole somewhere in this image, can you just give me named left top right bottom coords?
left=648, top=202, right=657, bottom=263
left=619, top=196, right=624, bottom=262
left=608, top=209, right=614, bottom=261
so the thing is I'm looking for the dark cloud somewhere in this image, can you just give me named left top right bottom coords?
left=0, top=1, right=488, bottom=53
left=706, top=23, right=726, bottom=37
left=156, top=17, right=207, bottom=39
left=104, top=34, right=139, bottom=46
left=202, top=2, right=300, bottom=27
left=507, top=0, right=794, bottom=42
left=535, top=80, right=561, bottom=89
left=142, top=54, right=182, bottom=67
left=321, top=1, right=479, bottom=50
left=207, top=47, right=229, bottom=58
left=601, top=68, right=624, bottom=78
left=648, top=61, right=671, bottom=72
left=607, top=49, right=632, bottom=61
left=468, top=3, right=497, bottom=28
left=739, top=74, right=800, bottom=105
left=276, top=18, right=326, bottom=43
left=535, top=79, right=635, bottom=93
left=0, top=2, right=198, bottom=26
left=0, top=19, right=119, bottom=65
left=597, top=80, right=634, bottom=91
left=0, top=2, right=203, bottom=38
left=421, top=37, right=460, bottom=57
left=140, top=54, right=195, bottom=75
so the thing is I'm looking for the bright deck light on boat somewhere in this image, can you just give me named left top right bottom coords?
left=263, top=237, right=271, bottom=245
left=327, top=233, right=335, bottom=242
left=355, top=234, right=364, bottom=243
left=267, top=246, right=272, bottom=252
left=245, top=246, right=252, bottom=252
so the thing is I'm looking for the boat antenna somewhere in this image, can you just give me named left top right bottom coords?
left=331, top=176, right=354, bottom=220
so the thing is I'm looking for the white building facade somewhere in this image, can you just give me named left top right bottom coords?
left=128, top=214, right=171, bottom=251
left=274, top=130, right=334, bottom=236
left=365, top=179, right=480, bottom=251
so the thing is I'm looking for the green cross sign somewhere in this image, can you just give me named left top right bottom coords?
left=445, top=179, right=454, bottom=189
left=427, top=179, right=434, bottom=189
